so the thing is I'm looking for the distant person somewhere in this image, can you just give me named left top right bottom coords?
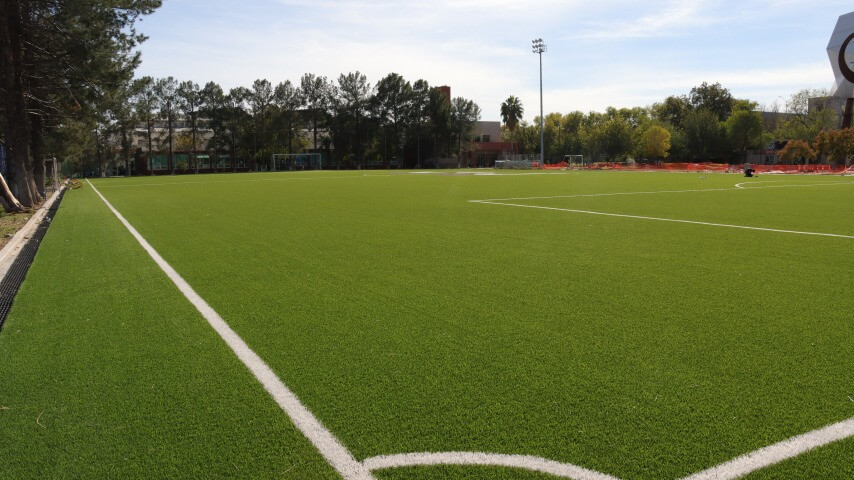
left=744, top=163, right=754, bottom=177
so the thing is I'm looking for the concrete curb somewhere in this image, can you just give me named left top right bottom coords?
left=0, top=186, right=66, bottom=280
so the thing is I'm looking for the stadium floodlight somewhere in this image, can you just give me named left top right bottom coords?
left=532, top=38, right=546, bottom=166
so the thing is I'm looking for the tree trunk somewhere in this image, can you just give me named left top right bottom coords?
left=192, top=115, right=198, bottom=174
left=146, top=117, right=153, bottom=175
left=230, top=130, right=236, bottom=172
left=121, top=127, right=131, bottom=177
left=29, top=111, right=45, bottom=202
left=1, top=0, right=34, bottom=209
left=168, top=114, right=174, bottom=174
left=0, top=171, right=24, bottom=212
left=287, top=117, right=292, bottom=153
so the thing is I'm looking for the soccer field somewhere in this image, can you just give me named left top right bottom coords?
left=1, top=170, right=852, bottom=479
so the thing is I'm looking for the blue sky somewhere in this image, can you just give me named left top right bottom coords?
left=134, top=1, right=853, bottom=121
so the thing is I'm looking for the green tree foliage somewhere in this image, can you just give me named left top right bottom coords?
left=0, top=0, right=161, bottom=208
left=300, top=73, right=332, bottom=156
left=513, top=121, right=541, bottom=155
left=652, top=96, right=691, bottom=127
left=154, top=77, right=179, bottom=172
left=200, top=81, right=228, bottom=168
left=725, top=102, right=764, bottom=162
left=372, top=73, right=412, bottom=167
left=778, top=139, right=816, bottom=164
left=333, top=71, right=371, bottom=167
left=500, top=96, right=524, bottom=131
left=582, top=116, right=633, bottom=162
left=689, top=82, right=734, bottom=122
left=133, top=77, right=158, bottom=167
left=814, top=128, right=854, bottom=165
left=640, top=126, right=672, bottom=160
left=248, top=79, right=273, bottom=167
left=683, top=109, right=726, bottom=160
left=224, top=87, right=250, bottom=170
left=272, top=80, right=303, bottom=155
left=177, top=80, right=202, bottom=171
left=428, top=88, right=451, bottom=163
left=450, top=97, right=481, bottom=167
left=408, top=79, right=432, bottom=167
left=775, top=89, right=838, bottom=141
left=105, top=78, right=145, bottom=177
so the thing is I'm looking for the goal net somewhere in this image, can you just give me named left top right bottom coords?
left=271, top=153, right=323, bottom=171
left=563, top=155, right=585, bottom=167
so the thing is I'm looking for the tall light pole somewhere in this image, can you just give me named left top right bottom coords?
left=532, top=38, right=546, bottom=166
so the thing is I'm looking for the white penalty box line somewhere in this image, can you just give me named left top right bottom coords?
left=470, top=182, right=854, bottom=240
left=86, top=179, right=854, bottom=480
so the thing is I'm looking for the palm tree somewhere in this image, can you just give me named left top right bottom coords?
left=500, top=96, right=524, bottom=132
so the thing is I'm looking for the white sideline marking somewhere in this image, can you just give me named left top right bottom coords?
left=680, top=417, right=854, bottom=480
left=363, top=452, right=621, bottom=480
left=477, top=181, right=854, bottom=202
left=470, top=200, right=854, bottom=240
left=85, top=180, right=374, bottom=480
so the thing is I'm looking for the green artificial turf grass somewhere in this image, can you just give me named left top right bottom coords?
left=0, top=185, right=339, bottom=479
left=89, top=171, right=853, bottom=479
left=522, top=177, right=854, bottom=237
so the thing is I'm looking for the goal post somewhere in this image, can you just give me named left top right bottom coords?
left=563, top=155, right=585, bottom=167
left=271, top=153, right=323, bottom=171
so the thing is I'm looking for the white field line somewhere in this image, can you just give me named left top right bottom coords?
left=86, top=177, right=854, bottom=480
left=476, top=181, right=854, bottom=202
left=470, top=200, right=854, bottom=240
left=85, top=180, right=374, bottom=480
left=363, top=452, right=621, bottom=480
left=364, top=415, right=854, bottom=480
left=680, top=417, right=854, bottom=480
left=734, top=180, right=787, bottom=189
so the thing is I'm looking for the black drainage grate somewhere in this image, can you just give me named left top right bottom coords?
left=0, top=190, right=65, bottom=332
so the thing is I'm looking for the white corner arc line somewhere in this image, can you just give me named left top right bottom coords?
left=680, top=417, right=854, bottom=480
left=84, top=178, right=854, bottom=480
left=734, top=180, right=786, bottom=189
left=362, top=452, right=621, bottom=480
left=363, top=415, right=854, bottom=480
left=85, top=180, right=374, bottom=480
left=470, top=200, right=854, bottom=240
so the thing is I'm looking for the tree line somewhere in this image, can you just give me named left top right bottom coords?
left=3, top=1, right=851, bottom=213
left=112, top=73, right=482, bottom=175
left=500, top=82, right=853, bottom=165
left=1, top=0, right=161, bottom=211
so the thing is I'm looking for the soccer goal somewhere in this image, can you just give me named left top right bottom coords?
left=271, top=153, right=323, bottom=171
left=563, top=155, right=585, bottom=167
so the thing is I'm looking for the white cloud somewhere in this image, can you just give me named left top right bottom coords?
left=134, top=0, right=839, bottom=120
left=569, top=1, right=718, bottom=40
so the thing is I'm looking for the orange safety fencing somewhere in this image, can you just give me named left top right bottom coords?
left=536, top=162, right=851, bottom=174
